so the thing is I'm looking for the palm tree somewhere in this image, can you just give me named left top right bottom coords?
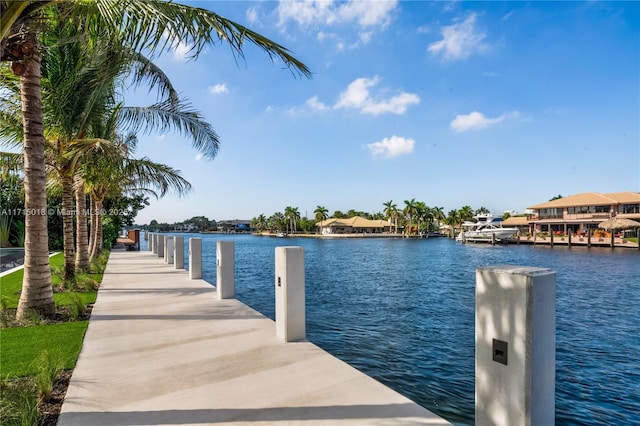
left=445, top=209, right=461, bottom=238
left=268, top=212, right=285, bottom=233
left=1, top=0, right=310, bottom=319
left=403, top=198, right=417, bottom=236
left=383, top=200, right=397, bottom=234
left=82, top=135, right=192, bottom=260
left=432, top=206, right=445, bottom=232
left=3, top=15, right=215, bottom=279
left=415, top=201, right=428, bottom=234
left=314, top=205, right=328, bottom=234
left=252, top=214, right=267, bottom=232
left=314, top=206, right=329, bottom=222
left=459, top=205, right=475, bottom=222
left=283, top=206, right=300, bottom=234
left=74, top=174, right=90, bottom=272
left=475, top=206, right=490, bottom=215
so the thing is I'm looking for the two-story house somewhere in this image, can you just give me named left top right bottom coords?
left=528, top=192, right=640, bottom=234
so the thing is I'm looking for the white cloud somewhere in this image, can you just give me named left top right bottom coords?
left=208, top=83, right=229, bottom=94
left=450, top=111, right=520, bottom=132
left=306, top=95, right=328, bottom=111
left=277, top=0, right=397, bottom=28
left=482, top=71, right=498, bottom=77
left=286, top=95, right=329, bottom=117
left=428, top=13, right=488, bottom=61
left=335, top=76, right=420, bottom=115
left=163, top=29, right=194, bottom=62
left=195, top=153, right=203, bottom=161
left=246, top=6, right=260, bottom=25
left=277, top=0, right=396, bottom=50
left=367, top=135, right=415, bottom=158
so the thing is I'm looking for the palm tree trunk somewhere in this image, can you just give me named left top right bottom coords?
left=60, top=173, right=75, bottom=280
left=15, top=32, right=54, bottom=319
left=88, top=195, right=95, bottom=255
left=90, top=198, right=103, bottom=261
left=75, top=175, right=90, bottom=271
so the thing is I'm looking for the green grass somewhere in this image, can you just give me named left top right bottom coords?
left=0, top=322, right=88, bottom=378
left=0, top=253, right=64, bottom=308
left=0, top=250, right=109, bottom=423
left=0, top=251, right=110, bottom=379
left=1, top=252, right=106, bottom=309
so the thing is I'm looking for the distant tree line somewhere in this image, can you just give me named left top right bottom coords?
left=248, top=201, right=495, bottom=236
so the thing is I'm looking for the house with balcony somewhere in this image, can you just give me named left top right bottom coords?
left=527, top=192, right=640, bottom=234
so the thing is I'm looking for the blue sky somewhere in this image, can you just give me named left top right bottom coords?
left=130, top=1, right=639, bottom=224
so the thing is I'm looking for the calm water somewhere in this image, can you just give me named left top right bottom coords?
left=147, top=234, right=640, bottom=425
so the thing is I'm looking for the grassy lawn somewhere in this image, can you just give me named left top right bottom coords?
left=0, top=322, right=88, bottom=377
left=0, top=250, right=109, bottom=424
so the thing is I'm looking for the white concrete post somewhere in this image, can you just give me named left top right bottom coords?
left=174, top=236, right=184, bottom=269
left=476, top=266, right=556, bottom=426
left=275, top=246, right=305, bottom=342
left=166, top=236, right=174, bottom=264
left=148, top=233, right=153, bottom=252
left=189, top=238, right=202, bottom=279
left=216, top=241, right=235, bottom=299
left=157, top=234, right=164, bottom=258
left=152, top=233, right=157, bottom=254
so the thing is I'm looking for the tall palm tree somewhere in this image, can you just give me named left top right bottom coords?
left=314, top=205, right=328, bottom=234
left=283, top=206, right=300, bottom=234
left=432, top=206, right=445, bottom=233
left=415, top=201, right=428, bottom=234
left=5, top=15, right=214, bottom=279
left=403, top=198, right=417, bottom=236
left=1, top=0, right=310, bottom=318
left=445, top=209, right=461, bottom=238
left=382, top=200, right=397, bottom=234
left=82, top=135, right=191, bottom=260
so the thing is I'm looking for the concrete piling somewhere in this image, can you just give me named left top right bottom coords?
left=189, top=238, right=202, bottom=279
left=165, top=236, right=174, bottom=264
left=174, top=236, right=184, bottom=269
left=157, top=234, right=164, bottom=258
left=476, top=266, right=556, bottom=426
left=216, top=241, right=235, bottom=299
left=275, top=246, right=306, bottom=343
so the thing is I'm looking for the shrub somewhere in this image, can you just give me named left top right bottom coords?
left=33, top=351, right=64, bottom=401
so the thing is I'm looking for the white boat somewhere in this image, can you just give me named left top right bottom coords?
left=456, top=214, right=518, bottom=243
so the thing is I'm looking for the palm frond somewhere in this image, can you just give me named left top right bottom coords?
left=86, top=0, right=311, bottom=78
left=127, top=51, right=180, bottom=103
left=118, top=100, right=219, bottom=160
left=121, top=157, right=192, bottom=198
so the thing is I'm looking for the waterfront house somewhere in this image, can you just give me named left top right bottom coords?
left=501, top=216, right=531, bottom=234
left=528, top=191, right=640, bottom=234
left=316, top=216, right=392, bottom=235
left=217, top=219, right=252, bottom=233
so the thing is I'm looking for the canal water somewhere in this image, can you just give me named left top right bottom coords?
left=148, top=233, right=640, bottom=425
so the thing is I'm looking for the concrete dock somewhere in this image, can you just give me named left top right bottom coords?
left=58, top=249, right=449, bottom=425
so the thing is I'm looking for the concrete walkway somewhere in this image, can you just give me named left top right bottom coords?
left=58, top=250, right=450, bottom=426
